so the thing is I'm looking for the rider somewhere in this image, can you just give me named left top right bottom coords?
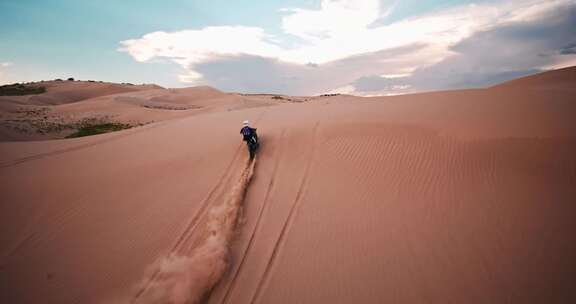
left=240, top=120, right=258, bottom=144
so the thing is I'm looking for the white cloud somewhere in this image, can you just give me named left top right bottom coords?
left=380, top=73, right=410, bottom=78
left=119, top=0, right=576, bottom=94
left=281, top=0, right=380, bottom=41
left=354, top=2, right=576, bottom=94
left=120, top=26, right=282, bottom=64
left=0, top=62, right=14, bottom=84
left=324, top=84, right=356, bottom=94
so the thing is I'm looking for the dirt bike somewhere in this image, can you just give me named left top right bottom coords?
left=246, top=136, right=259, bottom=160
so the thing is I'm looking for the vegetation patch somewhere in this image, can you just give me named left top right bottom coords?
left=142, top=103, right=200, bottom=110
left=1, top=107, right=143, bottom=139
left=319, top=93, right=341, bottom=97
left=270, top=95, right=309, bottom=102
left=66, top=122, right=133, bottom=138
left=0, top=83, right=47, bottom=96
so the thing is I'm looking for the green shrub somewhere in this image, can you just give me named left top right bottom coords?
left=0, top=83, right=47, bottom=96
left=66, top=123, right=133, bottom=138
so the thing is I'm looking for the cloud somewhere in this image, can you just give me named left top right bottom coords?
left=120, top=0, right=576, bottom=95
left=120, top=26, right=283, bottom=64
left=560, top=43, right=576, bottom=55
left=281, top=0, right=380, bottom=41
left=352, top=75, right=406, bottom=92
left=189, top=43, right=426, bottom=95
left=383, top=2, right=576, bottom=93
left=0, top=62, right=14, bottom=84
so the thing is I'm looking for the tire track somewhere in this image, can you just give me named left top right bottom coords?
left=131, top=108, right=270, bottom=303
left=130, top=144, right=243, bottom=303
left=175, top=107, right=272, bottom=253
left=249, top=122, right=319, bottom=304
left=172, top=146, right=244, bottom=252
left=219, top=129, right=287, bottom=304
left=132, top=158, right=257, bottom=304
left=179, top=112, right=273, bottom=253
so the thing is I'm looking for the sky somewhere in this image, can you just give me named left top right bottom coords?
left=1, top=0, right=575, bottom=95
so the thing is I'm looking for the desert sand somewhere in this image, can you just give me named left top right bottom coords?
left=1, top=67, right=575, bottom=303
left=0, top=80, right=283, bottom=141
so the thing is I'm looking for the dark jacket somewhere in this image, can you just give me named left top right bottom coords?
left=240, top=126, right=258, bottom=142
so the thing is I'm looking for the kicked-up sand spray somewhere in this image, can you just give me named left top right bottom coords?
left=131, top=158, right=256, bottom=304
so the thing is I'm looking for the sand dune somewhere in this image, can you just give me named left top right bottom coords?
left=0, top=82, right=277, bottom=141
left=1, top=80, right=161, bottom=106
left=0, top=67, right=575, bottom=303
left=493, top=66, right=576, bottom=90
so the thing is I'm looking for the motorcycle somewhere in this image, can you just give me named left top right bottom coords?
left=246, top=136, right=259, bottom=160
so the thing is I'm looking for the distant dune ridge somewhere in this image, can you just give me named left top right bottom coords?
left=0, top=81, right=273, bottom=141
left=0, top=67, right=575, bottom=303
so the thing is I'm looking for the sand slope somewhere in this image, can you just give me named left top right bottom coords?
left=0, top=80, right=162, bottom=107
left=1, top=67, right=575, bottom=303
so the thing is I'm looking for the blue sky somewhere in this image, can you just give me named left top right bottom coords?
left=0, top=0, right=308, bottom=84
left=1, top=0, right=575, bottom=95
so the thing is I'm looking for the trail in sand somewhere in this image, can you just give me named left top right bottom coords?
left=132, top=158, right=256, bottom=304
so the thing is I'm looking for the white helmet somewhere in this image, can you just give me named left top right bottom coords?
left=243, top=120, right=250, bottom=126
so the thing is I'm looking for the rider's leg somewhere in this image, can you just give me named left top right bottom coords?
left=249, top=144, right=255, bottom=159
